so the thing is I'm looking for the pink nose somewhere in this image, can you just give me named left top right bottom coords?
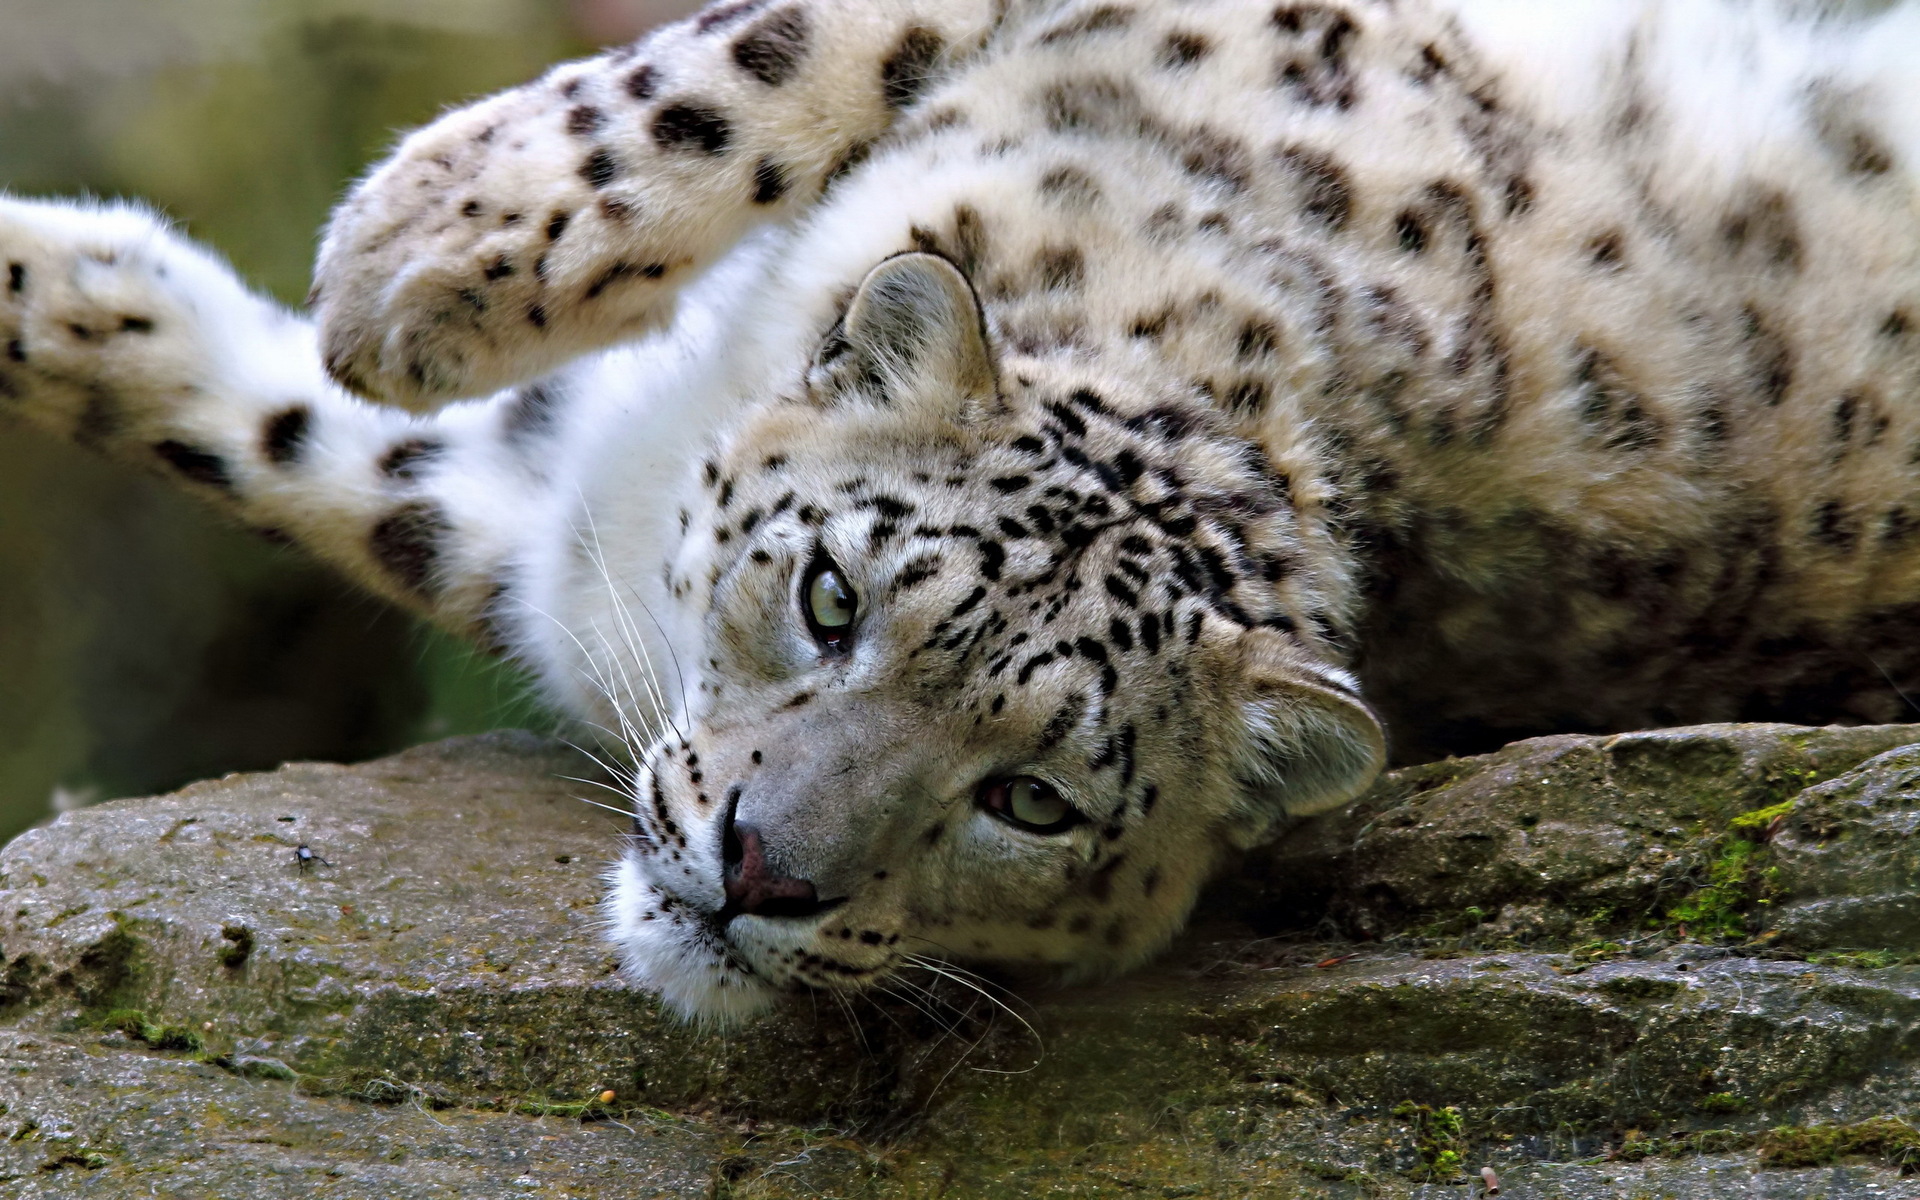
left=719, top=820, right=825, bottom=920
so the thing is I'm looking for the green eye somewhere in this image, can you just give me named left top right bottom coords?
left=980, top=776, right=1078, bottom=834
left=804, top=561, right=857, bottom=646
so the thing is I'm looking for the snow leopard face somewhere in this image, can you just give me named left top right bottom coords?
left=607, top=253, right=1383, bottom=1020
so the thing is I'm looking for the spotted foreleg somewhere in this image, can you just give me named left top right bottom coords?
left=0, top=195, right=541, bottom=643
left=311, top=0, right=1000, bottom=409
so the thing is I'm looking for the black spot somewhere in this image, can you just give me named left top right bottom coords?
left=952, top=203, right=989, bottom=274
left=822, top=139, right=874, bottom=190
left=1236, top=321, right=1279, bottom=360
left=1225, top=379, right=1269, bottom=413
left=528, top=303, right=548, bottom=328
left=585, top=261, right=666, bottom=299
left=1016, top=651, right=1056, bottom=684
left=262, top=405, right=311, bottom=465
left=154, top=441, right=232, bottom=490
left=892, top=555, right=942, bottom=593
left=1587, top=230, right=1625, bottom=269
left=1108, top=617, right=1134, bottom=652
left=545, top=211, right=572, bottom=242
left=696, top=0, right=768, bottom=33
left=379, top=436, right=445, bottom=480
left=1721, top=189, right=1802, bottom=271
left=371, top=501, right=452, bottom=594
left=1181, top=129, right=1251, bottom=191
left=1741, top=306, right=1794, bottom=406
left=1130, top=308, right=1172, bottom=338
left=881, top=26, right=944, bottom=109
left=752, top=158, right=790, bottom=204
left=1036, top=4, right=1134, bottom=45
left=1395, top=210, right=1427, bottom=253
left=1272, top=5, right=1359, bottom=109
left=1160, top=31, right=1210, bottom=68
left=1832, top=393, right=1859, bottom=447
left=626, top=63, right=658, bottom=100
left=1504, top=174, right=1535, bottom=216
left=6, top=262, right=22, bottom=293
left=505, top=381, right=565, bottom=438
left=1811, top=499, right=1859, bottom=553
left=580, top=148, right=619, bottom=188
left=732, top=7, right=811, bottom=86
left=978, top=539, right=1005, bottom=580
left=652, top=102, right=732, bottom=153
left=1278, top=146, right=1352, bottom=229
left=4, top=338, right=23, bottom=362
left=786, top=690, right=814, bottom=709
left=566, top=105, right=604, bottom=136
left=1035, top=245, right=1084, bottom=290
left=1575, top=347, right=1660, bottom=452
left=119, top=315, right=154, bottom=334
left=1882, top=310, right=1911, bottom=338
left=461, top=199, right=483, bottom=218
left=1038, top=164, right=1101, bottom=206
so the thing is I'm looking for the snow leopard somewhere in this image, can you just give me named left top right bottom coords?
left=1, top=0, right=1917, bottom=1021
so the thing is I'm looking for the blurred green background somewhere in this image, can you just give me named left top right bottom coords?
left=0, top=0, right=696, bottom=843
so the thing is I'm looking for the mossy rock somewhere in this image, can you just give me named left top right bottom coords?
left=6, top=727, right=1920, bottom=1196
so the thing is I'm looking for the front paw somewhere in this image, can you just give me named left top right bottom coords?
left=312, top=80, right=692, bottom=411
left=0, top=198, right=178, bottom=440
left=0, top=196, right=274, bottom=451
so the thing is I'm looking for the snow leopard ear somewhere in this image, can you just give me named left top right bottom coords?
left=1222, top=628, right=1386, bottom=849
left=812, top=252, right=997, bottom=417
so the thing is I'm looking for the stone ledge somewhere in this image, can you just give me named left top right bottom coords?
left=5, top=726, right=1920, bottom=1196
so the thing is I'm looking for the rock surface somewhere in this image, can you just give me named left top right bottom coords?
left=6, top=726, right=1920, bottom=1196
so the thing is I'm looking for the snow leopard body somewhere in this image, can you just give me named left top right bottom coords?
left=2, top=0, right=1917, bottom=1019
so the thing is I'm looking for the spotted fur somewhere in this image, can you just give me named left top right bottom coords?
left=3, top=0, right=1918, bottom=1022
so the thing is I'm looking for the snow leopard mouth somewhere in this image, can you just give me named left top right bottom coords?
left=608, top=848, right=896, bottom=1022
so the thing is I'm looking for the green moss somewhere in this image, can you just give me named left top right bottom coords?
left=1808, top=949, right=1912, bottom=970
left=1727, top=799, right=1796, bottom=837
left=1695, top=1092, right=1747, bottom=1115
left=1663, top=798, right=1796, bottom=940
left=1571, top=940, right=1629, bottom=962
left=1392, top=1101, right=1465, bottom=1181
left=1756, top=1117, right=1920, bottom=1171
left=94, top=1008, right=205, bottom=1055
left=513, top=1094, right=619, bottom=1120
